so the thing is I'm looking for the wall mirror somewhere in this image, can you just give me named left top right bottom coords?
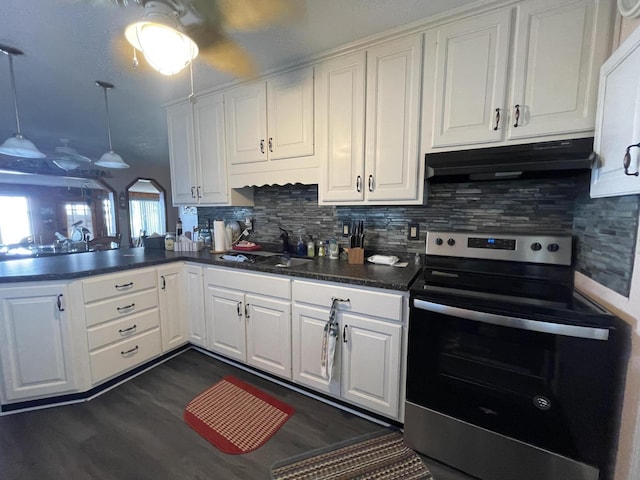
left=0, top=170, right=118, bottom=258
left=126, top=177, right=167, bottom=247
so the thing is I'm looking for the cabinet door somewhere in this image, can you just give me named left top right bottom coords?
left=319, top=51, right=366, bottom=203
left=365, top=34, right=423, bottom=202
left=508, top=0, right=612, bottom=140
left=205, top=286, right=246, bottom=362
left=157, top=265, right=186, bottom=352
left=0, top=284, right=78, bottom=401
left=194, top=93, right=229, bottom=204
left=591, top=25, right=640, bottom=198
left=184, top=264, right=205, bottom=347
left=166, top=101, right=199, bottom=206
left=425, top=8, right=512, bottom=149
left=267, top=66, right=315, bottom=161
left=341, top=313, right=402, bottom=418
left=225, top=83, right=268, bottom=166
left=291, top=303, right=341, bottom=396
left=245, top=294, right=291, bottom=379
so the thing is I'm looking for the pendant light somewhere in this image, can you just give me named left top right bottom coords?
left=95, top=80, right=129, bottom=169
left=0, top=44, right=45, bottom=159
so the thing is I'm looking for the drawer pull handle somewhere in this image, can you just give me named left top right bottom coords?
left=118, top=324, right=137, bottom=335
left=121, top=345, right=139, bottom=356
left=513, top=104, right=520, bottom=128
left=115, top=282, right=134, bottom=290
left=161, top=275, right=166, bottom=290
left=493, top=108, right=500, bottom=131
left=245, top=303, right=250, bottom=319
left=236, top=302, right=242, bottom=318
left=260, top=139, right=265, bottom=154
left=343, top=324, right=348, bottom=343
left=57, top=294, right=64, bottom=312
left=268, top=137, right=273, bottom=152
left=117, top=303, right=136, bottom=312
left=368, top=174, right=374, bottom=192
left=356, top=175, right=362, bottom=192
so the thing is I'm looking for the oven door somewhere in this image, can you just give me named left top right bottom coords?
left=406, top=297, right=615, bottom=466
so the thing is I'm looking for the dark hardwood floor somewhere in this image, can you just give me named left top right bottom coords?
left=0, top=349, right=474, bottom=479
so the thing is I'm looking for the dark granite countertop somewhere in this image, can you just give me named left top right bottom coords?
left=0, top=248, right=422, bottom=291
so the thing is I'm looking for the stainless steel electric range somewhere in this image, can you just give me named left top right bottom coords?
left=405, top=231, right=630, bottom=480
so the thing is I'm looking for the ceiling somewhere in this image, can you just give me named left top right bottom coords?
left=0, top=0, right=478, bottom=168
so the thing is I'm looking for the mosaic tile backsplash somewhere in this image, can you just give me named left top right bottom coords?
left=197, top=172, right=639, bottom=297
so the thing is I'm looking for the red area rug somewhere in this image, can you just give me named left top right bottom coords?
left=184, top=375, right=294, bottom=454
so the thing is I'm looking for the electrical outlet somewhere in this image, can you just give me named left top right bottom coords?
left=408, top=222, right=419, bottom=240
left=342, top=222, right=350, bottom=237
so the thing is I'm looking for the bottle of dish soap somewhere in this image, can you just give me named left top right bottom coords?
left=296, top=229, right=307, bottom=256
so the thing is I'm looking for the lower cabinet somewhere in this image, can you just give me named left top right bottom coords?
left=292, top=280, right=404, bottom=419
left=184, top=263, right=206, bottom=347
left=205, top=267, right=292, bottom=379
left=81, top=268, right=162, bottom=385
left=0, top=282, right=79, bottom=401
left=157, top=263, right=187, bottom=351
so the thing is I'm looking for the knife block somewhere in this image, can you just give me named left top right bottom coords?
left=347, top=247, right=364, bottom=265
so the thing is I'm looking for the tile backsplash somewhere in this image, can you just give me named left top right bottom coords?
left=197, top=172, right=639, bottom=297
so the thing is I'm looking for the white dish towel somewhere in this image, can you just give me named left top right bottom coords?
left=321, top=298, right=349, bottom=381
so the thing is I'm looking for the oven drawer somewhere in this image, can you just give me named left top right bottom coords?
left=89, top=328, right=162, bottom=384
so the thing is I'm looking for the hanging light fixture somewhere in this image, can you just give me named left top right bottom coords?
left=0, top=44, right=45, bottom=159
left=125, top=1, right=199, bottom=76
left=50, top=139, right=92, bottom=171
left=95, top=81, right=129, bottom=169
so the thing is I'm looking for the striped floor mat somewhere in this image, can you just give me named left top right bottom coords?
left=184, top=375, right=294, bottom=454
left=271, top=428, right=432, bottom=479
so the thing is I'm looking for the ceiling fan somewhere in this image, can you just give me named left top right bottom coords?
left=94, top=0, right=303, bottom=78
left=45, top=138, right=93, bottom=171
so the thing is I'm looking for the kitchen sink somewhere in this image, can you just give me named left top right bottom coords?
left=260, top=255, right=314, bottom=268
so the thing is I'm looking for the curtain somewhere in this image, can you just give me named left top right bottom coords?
left=129, top=198, right=165, bottom=239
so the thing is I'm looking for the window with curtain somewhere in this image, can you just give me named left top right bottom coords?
left=64, top=203, right=94, bottom=240
left=0, top=195, right=32, bottom=245
left=129, top=194, right=165, bottom=240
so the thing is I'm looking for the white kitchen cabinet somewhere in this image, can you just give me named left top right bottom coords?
left=183, top=263, right=206, bottom=347
left=82, top=268, right=162, bottom=385
left=166, top=95, right=253, bottom=206
left=292, top=280, right=404, bottom=419
left=157, top=264, right=187, bottom=352
left=422, top=0, right=613, bottom=152
left=319, top=35, right=424, bottom=204
left=0, top=283, right=79, bottom=401
left=205, top=267, right=292, bottom=379
left=590, top=24, right=640, bottom=197
left=225, top=66, right=318, bottom=187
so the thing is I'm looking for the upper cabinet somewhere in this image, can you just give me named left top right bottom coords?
left=422, top=0, right=614, bottom=152
left=319, top=34, right=424, bottom=205
left=225, top=66, right=318, bottom=187
left=166, top=94, right=253, bottom=207
left=591, top=24, right=640, bottom=197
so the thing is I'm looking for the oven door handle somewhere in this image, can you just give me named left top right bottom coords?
left=413, top=299, right=610, bottom=341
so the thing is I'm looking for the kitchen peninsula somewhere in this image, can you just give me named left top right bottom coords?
left=0, top=248, right=420, bottom=423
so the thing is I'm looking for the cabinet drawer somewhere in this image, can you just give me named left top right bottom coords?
left=293, top=280, right=403, bottom=322
left=206, top=267, right=291, bottom=299
left=85, top=289, right=159, bottom=327
left=83, top=269, right=157, bottom=303
left=87, top=309, right=160, bottom=351
left=90, top=328, right=162, bottom=384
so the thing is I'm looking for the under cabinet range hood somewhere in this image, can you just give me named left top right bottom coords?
left=425, top=137, right=596, bottom=182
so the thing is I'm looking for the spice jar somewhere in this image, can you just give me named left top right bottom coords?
left=164, top=233, right=175, bottom=251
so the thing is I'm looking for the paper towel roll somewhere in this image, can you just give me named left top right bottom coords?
left=213, top=220, right=227, bottom=252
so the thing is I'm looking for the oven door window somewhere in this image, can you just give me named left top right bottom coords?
left=406, top=306, right=613, bottom=463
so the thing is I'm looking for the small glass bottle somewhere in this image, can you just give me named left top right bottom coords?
left=307, top=239, right=315, bottom=257
left=317, top=240, right=325, bottom=257
left=329, top=238, right=339, bottom=259
left=176, top=218, right=183, bottom=237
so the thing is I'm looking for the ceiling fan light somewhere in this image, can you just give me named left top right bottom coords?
left=0, top=134, right=45, bottom=159
left=126, top=21, right=198, bottom=76
left=95, top=150, right=129, bottom=169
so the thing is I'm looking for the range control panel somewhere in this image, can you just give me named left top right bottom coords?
left=426, top=231, right=572, bottom=266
